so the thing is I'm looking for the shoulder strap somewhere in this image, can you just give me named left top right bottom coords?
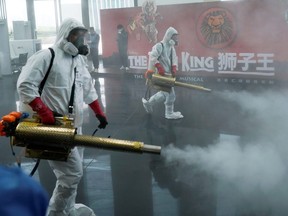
left=156, top=42, right=173, bottom=71
left=68, top=68, right=77, bottom=114
left=38, top=48, right=55, bottom=95
left=170, top=47, right=173, bottom=72
left=157, top=42, right=164, bottom=60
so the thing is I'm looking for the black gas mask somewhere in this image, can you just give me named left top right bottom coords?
left=73, top=35, right=89, bottom=56
left=170, top=34, right=179, bottom=46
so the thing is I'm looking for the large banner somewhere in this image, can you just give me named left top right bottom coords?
left=100, top=0, right=288, bottom=85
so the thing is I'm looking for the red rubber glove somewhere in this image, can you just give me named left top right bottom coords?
left=145, top=69, right=154, bottom=79
left=172, top=65, right=177, bottom=78
left=89, top=100, right=108, bottom=129
left=155, top=63, right=165, bottom=76
left=29, top=97, right=55, bottom=124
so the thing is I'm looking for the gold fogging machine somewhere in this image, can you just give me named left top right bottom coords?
left=148, top=74, right=212, bottom=93
left=0, top=112, right=161, bottom=161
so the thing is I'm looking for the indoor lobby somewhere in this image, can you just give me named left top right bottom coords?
left=1, top=0, right=288, bottom=216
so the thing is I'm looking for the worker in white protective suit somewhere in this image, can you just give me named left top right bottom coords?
left=142, top=27, right=183, bottom=119
left=17, top=18, right=108, bottom=216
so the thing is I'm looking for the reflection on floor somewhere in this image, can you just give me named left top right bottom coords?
left=1, top=67, right=288, bottom=216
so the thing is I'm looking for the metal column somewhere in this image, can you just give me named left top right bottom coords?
left=26, top=0, right=36, bottom=39
left=0, top=0, right=11, bottom=77
left=82, top=0, right=90, bottom=28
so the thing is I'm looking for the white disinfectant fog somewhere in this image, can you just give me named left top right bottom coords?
left=163, top=90, right=288, bottom=215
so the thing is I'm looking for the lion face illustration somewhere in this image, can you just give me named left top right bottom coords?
left=207, top=13, right=225, bottom=33
left=197, top=8, right=236, bottom=49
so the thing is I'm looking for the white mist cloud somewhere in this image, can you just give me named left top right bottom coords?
left=164, top=140, right=286, bottom=193
left=162, top=90, right=288, bottom=213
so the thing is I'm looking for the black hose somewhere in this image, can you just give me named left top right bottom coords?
left=29, top=158, right=40, bottom=177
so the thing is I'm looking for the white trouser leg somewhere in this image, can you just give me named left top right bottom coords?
left=142, top=91, right=165, bottom=113
left=164, top=88, right=183, bottom=119
left=47, top=147, right=93, bottom=216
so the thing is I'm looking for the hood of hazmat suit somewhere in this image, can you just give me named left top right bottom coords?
left=148, top=27, right=178, bottom=74
left=56, top=18, right=89, bottom=56
left=17, top=18, right=98, bottom=128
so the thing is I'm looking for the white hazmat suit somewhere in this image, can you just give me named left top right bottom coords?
left=142, top=27, right=183, bottom=119
left=17, top=18, right=101, bottom=216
